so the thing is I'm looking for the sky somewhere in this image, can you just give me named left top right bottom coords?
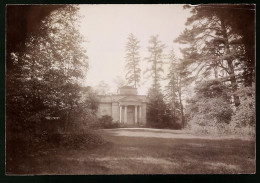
left=79, top=4, right=191, bottom=95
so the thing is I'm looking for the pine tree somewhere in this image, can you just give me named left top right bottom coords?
left=125, top=33, right=141, bottom=88
left=175, top=5, right=247, bottom=107
left=145, top=35, right=170, bottom=128
left=165, top=49, right=179, bottom=124
left=147, top=87, right=169, bottom=128
left=165, top=49, right=188, bottom=128
left=144, top=35, right=166, bottom=91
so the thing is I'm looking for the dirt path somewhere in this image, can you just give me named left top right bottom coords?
left=101, top=128, right=253, bottom=140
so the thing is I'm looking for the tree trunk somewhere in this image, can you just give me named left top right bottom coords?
left=220, top=16, right=240, bottom=107
left=243, top=30, right=255, bottom=87
left=226, top=60, right=240, bottom=107
left=213, top=65, right=218, bottom=79
left=133, top=52, right=137, bottom=88
left=154, top=61, right=157, bottom=90
left=177, top=76, right=185, bottom=128
left=170, top=85, right=175, bottom=123
left=179, top=97, right=184, bottom=128
left=154, top=53, right=158, bottom=90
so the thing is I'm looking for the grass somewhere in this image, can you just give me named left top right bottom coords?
left=6, top=128, right=255, bottom=174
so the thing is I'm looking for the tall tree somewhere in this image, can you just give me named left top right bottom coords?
left=125, top=33, right=141, bottom=88
left=6, top=5, right=89, bottom=133
left=144, top=35, right=166, bottom=91
left=215, top=4, right=255, bottom=86
left=175, top=4, right=252, bottom=107
left=6, top=5, right=66, bottom=73
left=165, top=50, right=189, bottom=128
left=165, top=49, right=179, bottom=124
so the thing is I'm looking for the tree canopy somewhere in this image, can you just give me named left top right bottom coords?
left=6, top=5, right=91, bottom=134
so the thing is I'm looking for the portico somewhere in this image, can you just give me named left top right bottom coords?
left=119, top=105, right=142, bottom=124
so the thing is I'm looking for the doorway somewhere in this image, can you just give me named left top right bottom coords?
left=127, top=106, right=134, bottom=124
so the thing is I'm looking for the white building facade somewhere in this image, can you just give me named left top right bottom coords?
left=97, top=86, right=147, bottom=125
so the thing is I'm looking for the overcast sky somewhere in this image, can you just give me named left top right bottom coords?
left=79, top=4, right=191, bottom=95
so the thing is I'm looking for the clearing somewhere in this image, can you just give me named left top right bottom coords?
left=7, top=128, right=255, bottom=174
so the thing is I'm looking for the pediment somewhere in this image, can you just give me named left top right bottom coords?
left=118, top=96, right=142, bottom=102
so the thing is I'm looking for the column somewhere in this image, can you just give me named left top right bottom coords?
left=135, top=105, right=137, bottom=124
left=119, top=105, right=122, bottom=123
left=139, top=105, right=142, bottom=124
left=124, top=105, right=127, bottom=123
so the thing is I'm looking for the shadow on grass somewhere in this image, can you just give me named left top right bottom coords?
left=6, top=129, right=255, bottom=174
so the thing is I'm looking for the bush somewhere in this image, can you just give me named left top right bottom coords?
left=186, top=80, right=233, bottom=135
left=98, top=115, right=120, bottom=129
left=186, top=96, right=233, bottom=134
left=147, top=88, right=171, bottom=128
left=229, top=86, right=255, bottom=137
left=231, top=86, right=255, bottom=127
left=186, top=82, right=255, bottom=137
left=146, top=116, right=182, bottom=129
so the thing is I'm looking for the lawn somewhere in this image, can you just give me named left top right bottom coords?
left=6, top=128, right=255, bottom=174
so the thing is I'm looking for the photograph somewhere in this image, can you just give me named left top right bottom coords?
left=5, top=4, right=255, bottom=175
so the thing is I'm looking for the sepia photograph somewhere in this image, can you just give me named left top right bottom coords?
left=5, top=4, right=255, bottom=175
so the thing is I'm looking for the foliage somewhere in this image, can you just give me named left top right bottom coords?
left=146, top=88, right=179, bottom=129
left=98, top=115, right=120, bottom=129
left=65, top=87, right=100, bottom=132
left=194, top=80, right=230, bottom=99
left=186, top=81, right=255, bottom=136
left=125, top=33, right=141, bottom=88
left=175, top=5, right=255, bottom=135
left=164, top=49, right=186, bottom=127
left=165, top=49, right=179, bottom=120
left=146, top=48, right=185, bottom=129
left=113, top=76, right=127, bottom=90
left=6, top=5, right=67, bottom=73
left=94, top=81, right=111, bottom=95
left=175, top=4, right=252, bottom=107
left=6, top=5, right=91, bottom=137
left=144, top=35, right=166, bottom=90
left=187, top=97, right=233, bottom=125
left=229, top=5, right=255, bottom=86
left=231, top=86, right=255, bottom=128
left=195, top=4, right=255, bottom=86
left=186, top=80, right=233, bottom=134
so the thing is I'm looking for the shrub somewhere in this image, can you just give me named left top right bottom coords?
left=187, top=96, right=233, bottom=133
left=98, top=115, right=120, bottom=129
left=231, top=86, right=255, bottom=127
left=229, top=86, right=255, bottom=137
left=186, top=80, right=233, bottom=135
left=146, top=116, right=182, bottom=129
left=146, top=88, right=171, bottom=128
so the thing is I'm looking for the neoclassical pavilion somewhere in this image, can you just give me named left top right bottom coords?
left=97, top=86, right=147, bottom=125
